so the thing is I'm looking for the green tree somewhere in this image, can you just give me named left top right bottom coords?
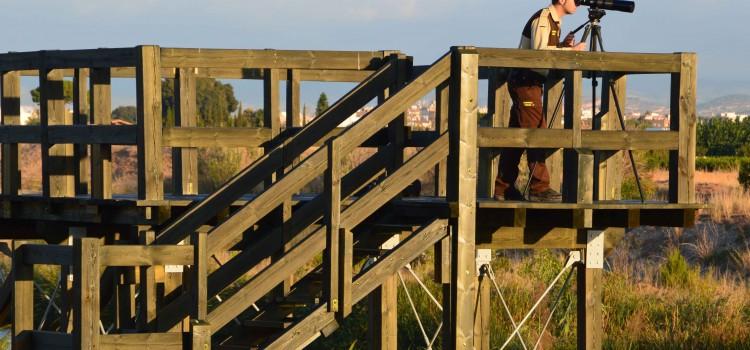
left=30, top=81, right=74, bottom=105
left=162, top=78, right=239, bottom=127
left=315, top=92, right=329, bottom=117
left=112, top=106, right=137, bottom=123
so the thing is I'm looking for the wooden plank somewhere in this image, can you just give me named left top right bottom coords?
left=2, top=72, right=21, bottom=197
left=596, top=75, right=626, bottom=201
left=325, top=139, right=341, bottom=313
left=73, top=68, right=90, bottom=196
left=192, top=231, right=207, bottom=320
left=172, top=68, right=198, bottom=196
left=48, top=125, right=137, bottom=144
left=31, top=331, right=73, bottom=350
left=286, top=69, right=301, bottom=129
left=476, top=48, right=681, bottom=73
left=476, top=227, right=584, bottom=249
left=478, top=128, right=573, bottom=148
left=473, top=269, right=491, bottom=350
left=338, top=228, right=353, bottom=318
left=477, top=128, right=677, bottom=150
left=477, top=69, right=507, bottom=197
left=669, top=53, right=697, bottom=203
left=99, top=333, right=183, bottom=350
left=0, top=47, right=137, bottom=71
left=367, top=275, right=397, bottom=350
left=298, top=69, right=371, bottom=82
left=41, top=69, right=75, bottom=198
left=136, top=45, right=164, bottom=201
left=159, top=48, right=391, bottom=70
left=162, top=127, right=271, bottom=148
left=0, top=125, right=41, bottom=143
left=21, top=244, right=73, bottom=265
left=137, top=230, right=156, bottom=331
left=73, top=237, right=101, bottom=350
left=447, top=46, right=479, bottom=350
left=12, top=241, right=33, bottom=350
left=99, top=245, right=193, bottom=266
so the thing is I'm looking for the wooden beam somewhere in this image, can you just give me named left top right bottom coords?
left=190, top=320, right=211, bottom=350
left=338, top=228, right=353, bottom=319
left=99, top=245, right=193, bottom=266
left=477, top=69, right=508, bottom=198
left=73, top=237, right=101, bottom=350
left=2, top=72, right=21, bottom=198
left=473, top=267, right=491, bottom=350
left=0, top=47, right=137, bottom=71
left=562, top=70, right=584, bottom=203
left=31, top=331, right=73, bottom=350
left=434, top=82, right=449, bottom=196
left=162, top=127, right=271, bottom=148
left=20, top=244, right=73, bottom=265
left=73, top=68, right=90, bottom=196
left=447, top=46, right=479, bottom=349
left=159, top=48, right=391, bottom=70
left=545, top=76, right=565, bottom=192
left=476, top=48, right=682, bottom=73
left=669, top=53, right=697, bottom=203
left=12, top=241, right=33, bottom=350
left=136, top=45, right=164, bottom=201
left=99, top=333, right=183, bottom=350
left=596, top=75, right=626, bottom=201
left=172, top=68, right=198, bottom=196
left=286, top=69, right=301, bottom=129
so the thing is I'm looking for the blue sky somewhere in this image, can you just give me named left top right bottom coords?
left=2, top=0, right=748, bottom=107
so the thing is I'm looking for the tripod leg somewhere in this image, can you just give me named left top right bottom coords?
left=609, top=80, right=646, bottom=203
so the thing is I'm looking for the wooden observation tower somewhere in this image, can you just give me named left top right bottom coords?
left=0, top=45, right=701, bottom=349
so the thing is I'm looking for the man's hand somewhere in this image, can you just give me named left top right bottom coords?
left=563, top=33, right=576, bottom=47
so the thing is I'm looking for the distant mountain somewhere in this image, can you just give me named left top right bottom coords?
left=698, top=94, right=750, bottom=116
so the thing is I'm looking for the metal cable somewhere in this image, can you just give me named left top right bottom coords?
left=398, top=270, right=432, bottom=348
left=531, top=268, right=575, bottom=350
left=405, top=264, right=442, bottom=311
left=486, top=265, right=529, bottom=350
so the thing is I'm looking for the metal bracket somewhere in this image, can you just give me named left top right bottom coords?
left=586, top=230, right=604, bottom=269
left=476, top=249, right=492, bottom=275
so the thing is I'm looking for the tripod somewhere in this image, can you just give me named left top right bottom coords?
left=521, top=7, right=645, bottom=203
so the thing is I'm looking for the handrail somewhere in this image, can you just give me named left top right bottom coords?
left=153, top=59, right=396, bottom=246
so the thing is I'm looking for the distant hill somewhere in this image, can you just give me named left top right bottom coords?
left=698, top=94, right=750, bottom=116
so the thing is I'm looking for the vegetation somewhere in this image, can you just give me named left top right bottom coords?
left=316, top=92, right=329, bottom=117
left=162, top=78, right=239, bottom=127
left=30, top=81, right=74, bottom=105
left=740, top=159, right=750, bottom=190
left=112, top=105, right=137, bottom=123
left=696, top=117, right=750, bottom=157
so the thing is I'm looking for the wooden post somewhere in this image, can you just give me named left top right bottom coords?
left=669, top=53, right=697, bottom=203
left=173, top=68, right=198, bottom=196
left=434, top=82, right=449, bottom=197
left=192, top=231, right=208, bottom=320
left=367, top=275, right=398, bottom=350
left=41, top=68, right=75, bottom=198
left=577, top=230, right=604, bottom=350
left=478, top=68, right=508, bottom=198
left=2, top=71, right=21, bottom=199
left=387, top=54, right=410, bottom=174
left=12, top=241, right=32, bottom=349
left=191, top=320, right=211, bottom=350
left=74, top=68, right=90, bottom=195
left=473, top=266, right=491, bottom=350
left=73, top=237, right=101, bottom=350
left=90, top=68, right=112, bottom=199
left=338, top=228, right=353, bottom=319
left=562, top=71, right=591, bottom=204
left=434, top=236, right=452, bottom=350
left=115, top=267, right=137, bottom=331
left=544, top=76, right=565, bottom=192
left=138, top=229, right=157, bottom=331
left=447, top=46, right=479, bottom=349
left=325, top=138, right=341, bottom=313
left=136, top=45, right=164, bottom=201
left=286, top=69, right=301, bottom=130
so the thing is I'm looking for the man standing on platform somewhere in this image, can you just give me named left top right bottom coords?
left=494, top=0, right=586, bottom=202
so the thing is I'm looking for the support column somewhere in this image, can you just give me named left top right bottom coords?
left=74, top=68, right=90, bottom=195
left=173, top=67, right=198, bottom=196
left=2, top=71, right=21, bottom=199
left=12, top=241, right=32, bottom=349
left=473, top=250, right=492, bottom=350
left=41, top=68, right=75, bottom=198
left=434, top=237, right=452, bottom=350
left=595, top=74, right=626, bottom=201
left=136, top=45, right=164, bottom=201
left=447, top=46, right=479, bottom=349
left=73, top=237, right=101, bottom=350
left=669, top=53, right=697, bottom=204
left=478, top=68, right=508, bottom=198
left=577, top=230, right=604, bottom=350
left=367, top=274, right=398, bottom=350
left=544, top=76, right=565, bottom=192
left=90, top=68, right=112, bottom=199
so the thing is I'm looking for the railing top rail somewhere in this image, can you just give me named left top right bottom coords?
left=476, top=47, right=691, bottom=74
left=0, top=47, right=137, bottom=71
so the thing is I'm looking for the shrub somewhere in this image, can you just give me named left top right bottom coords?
left=740, top=159, right=750, bottom=190
left=695, top=156, right=748, bottom=172
left=198, top=148, right=241, bottom=193
left=660, top=248, right=697, bottom=289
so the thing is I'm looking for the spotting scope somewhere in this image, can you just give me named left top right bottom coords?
left=575, top=0, right=635, bottom=13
